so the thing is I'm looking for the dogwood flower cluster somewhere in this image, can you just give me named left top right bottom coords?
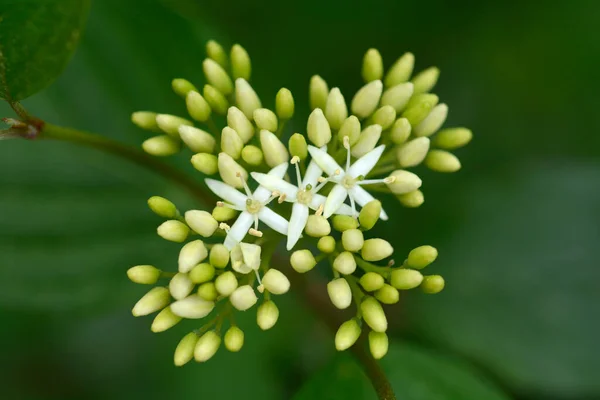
left=127, top=40, right=470, bottom=364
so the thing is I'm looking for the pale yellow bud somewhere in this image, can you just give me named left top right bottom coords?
left=332, top=215, right=359, bottom=232
left=411, top=66, right=440, bottom=94
left=203, top=58, right=233, bottom=95
left=227, top=106, right=255, bottom=143
left=171, top=295, right=214, bottom=319
left=156, top=114, right=193, bottom=137
left=368, top=332, right=389, bottom=359
left=212, top=204, right=238, bottom=221
left=215, top=271, right=238, bottom=296
left=231, top=44, right=251, bottom=80
left=402, top=93, right=439, bottom=126
left=390, top=268, right=423, bottom=290
left=235, top=78, right=261, bottom=120
left=224, top=326, right=244, bottom=352
left=230, top=285, right=258, bottom=311
left=189, top=263, right=215, bottom=284
left=151, top=306, right=182, bottom=333
left=360, top=296, right=387, bottom=332
left=257, top=300, right=279, bottom=330
left=351, top=124, right=382, bottom=158
left=432, top=127, right=473, bottom=150
left=191, top=153, right=218, bottom=175
left=169, top=272, right=194, bottom=300
left=421, top=275, right=445, bottom=294
left=172, top=78, right=197, bottom=97
left=221, top=126, right=244, bottom=159
left=262, top=269, right=290, bottom=295
left=406, top=245, right=438, bottom=269
left=362, top=48, right=383, bottom=82
left=342, top=229, right=364, bottom=252
left=148, top=196, right=178, bottom=219
left=206, top=40, right=228, bottom=68
left=337, top=115, right=361, bottom=145
left=327, top=278, right=352, bottom=309
left=197, top=282, right=218, bottom=301
left=384, top=52, right=415, bottom=87
left=178, top=239, right=208, bottom=273
left=309, top=75, right=329, bottom=110
left=132, top=287, right=170, bottom=317
left=174, top=332, right=198, bottom=366
left=386, top=170, right=422, bottom=194
left=132, top=111, right=158, bottom=130
left=218, top=152, right=248, bottom=189
left=351, top=80, right=383, bottom=119
left=179, top=125, right=216, bottom=153
left=157, top=220, right=189, bottom=243
left=371, top=105, right=396, bottom=130
left=317, top=236, right=336, bottom=253
left=209, top=244, right=230, bottom=268
left=333, top=251, right=357, bottom=275
left=335, top=319, right=361, bottom=351
left=203, top=84, right=229, bottom=115
left=290, top=249, right=317, bottom=273
left=374, top=284, right=399, bottom=304
left=380, top=82, right=414, bottom=112
left=307, top=108, right=332, bottom=147
left=260, top=129, right=289, bottom=167
left=194, top=331, right=221, bottom=362
left=325, top=88, right=348, bottom=130
left=288, top=133, right=308, bottom=160
left=127, top=265, right=161, bottom=285
left=359, top=272, right=385, bottom=292
left=389, top=117, right=412, bottom=145
left=254, top=108, right=278, bottom=132
left=361, top=238, right=393, bottom=262
left=358, top=200, right=381, bottom=230
left=414, top=104, right=448, bottom=137
left=275, top=88, right=295, bottom=120
left=305, top=215, right=331, bottom=237
left=396, top=137, right=430, bottom=167
left=425, top=150, right=461, bottom=173
left=142, top=135, right=180, bottom=157
left=397, top=189, right=424, bottom=208
left=241, top=145, right=264, bottom=165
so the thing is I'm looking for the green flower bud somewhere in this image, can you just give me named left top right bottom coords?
left=142, top=135, right=180, bottom=157
left=407, top=245, right=438, bottom=269
left=178, top=240, right=208, bottom=273
left=305, top=215, right=331, bottom=237
left=221, top=126, right=244, bottom=159
left=224, top=326, right=244, bottom=352
left=194, top=331, right=221, bottom=362
left=327, top=278, right=352, bottom=309
left=359, top=272, right=385, bottom=292
left=402, top=93, right=439, bottom=126
left=151, top=306, right=182, bottom=333
left=148, top=196, right=178, bottom=219
left=389, top=117, right=412, bottom=145
left=414, top=103, right=448, bottom=137
left=227, top=106, right=255, bottom=143
left=290, top=249, right=317, bottom=273
left=351, top=124, right=382, bottom=158
left=127, top=265, right=161, bottom=285
left=179, top=125, right=215, bottom=153
left=206, top=40, right=228, bottom=68
left=189, top=263, right=215, bottom=284
left=421, top=275, right=445, bottom=294
left=387, top=170, right=422, bottom=194
left=371, top=105, right=396, bottom=130
left=368, top=331, right=389, bottom=360
left=186, top=90, right=212, bottom=122
left=275, top=88, right=295, bottom=120
left=337, top=115, right=361, bottom=145
left=260, top=129, right=289, bottom=167
left=262, top=268, right=290, bottom=295
left=171, top=295, right=215, bottom=319
left=241, top=145, right=264, bottom=166
left=381, top=82, right=414, bottom=113
left=332, top=215, right=359, bottom=232
left=174, top=332, right=198, bottom=366
left=425, top=150, right=461, bottom=172
left=432, top=127, right=473, bottom=150
left=309, top=75, right=329, bottom=110
left=231, top=44, right=251, bottom=80
left=132, top=287, right=170, bottom=316
left=254, top=108, right=278, bottom=132
left=191, top=153, right=218, bottom=175
left=230, top=285, right=258, bottom=311
left=212, top=204, right=238, bottom=221
left=157, top=220, right=189, bottom=243
left=375, top=284, right=399, bottom=304
left=317, top=236, right=336, bottom=253
left=384, top=52, right=415, bottom=87
left=361, top=239, right=393, bottom=262
left=185, top=210, right=218, bottom=237
left=359, top=200, right=381, bottom=230
left=172, top=78, right=197, bottom=97
left=235, top=78, right=261, bottom=120
left=197, top=282, right=218, bottom=301
left=361, top=296, right=387, bottom=332
left=203, top=58, right=233, bottom=95
left=397, top=189, right=424, bottom=208
left=411, top=66, right=440, bottom=94
left=362, top=48, right=383, bottom=83
left=215, top=271, right=238, bottom=296
left=156, top=114, right=192, bottom=137
left=351, top=80, right=383, bottom=119
left=396, top=137, right=430, bottom=167
left=203, top=84, right=229, bottom=115
left=132, top=111, right=158, bottom=130
left=333, top=251, right=357, bottom=275
left=218, top=152, right=248, bottom=189
left=325, top=88, right=348, bottom=130
left=288, top=133, right=308, bottom=160
left=209, top=244, right=230, bottom=268
left=342, top=229, right=364, bottom=252
left=169, top=272, right=194, bottom=300
left=390, top=268, right=423, bottom=290
left=307, top=108, right=332, bottom=147
left=257, top=300, right=279, bottom=330
left=335, top=319, right=361, bottom=351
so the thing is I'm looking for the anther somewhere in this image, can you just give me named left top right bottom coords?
left=219, top=222, right=231, bottom=232
left=315, top=204, right=324, bottom=217
left=278, top=193, right=287, bottom=203
left=343, top=135, right=350, bottom=150
left=384, top=176, right=396, bottom=184
left=249, top=228, right=263, bottom=237
left=291, top=156, right=300, bottom=164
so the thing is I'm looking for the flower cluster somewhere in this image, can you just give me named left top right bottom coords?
left=128, top=40, right=471, bottom=364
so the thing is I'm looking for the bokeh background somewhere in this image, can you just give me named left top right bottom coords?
left=1, top=1, right=599, bottom=399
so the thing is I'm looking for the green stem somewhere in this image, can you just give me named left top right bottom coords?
left=354, top=255, right=391, bottom=278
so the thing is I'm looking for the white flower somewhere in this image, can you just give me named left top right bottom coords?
left=308, top=137, right=393, bottom=220
left=205, top=163, right=289, bottom=249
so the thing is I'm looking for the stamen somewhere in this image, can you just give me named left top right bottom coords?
left=344, top=136, right=351, bottom=170
left=278, top=193, right=287, bottom=203
left=357, top=177, right=390, bottom=186
left=384, top=176, right=396, bottom=184
left=317, top=177, right=327, bottom=183
left=334, top=169, right=341, bottom=176
left=255, top=270, right=264, bottom=291
left=290, top=156, right=300, bottom=164
left=315, top=204, right=324, bottom=217
left=254, top=214, right=259, bottom=230
left=237, top=172, right=253, bottom=197
left=249, top=228, right=263, bottom=237
left=219, top=222, right=231, bottom=232
left=343, top=136, right=350, bottom=150
left=216, top=201, right=225, bottom=207
left=292, top=157, right=303, bottom=186
left=387, top=259, right=396, bottom=267
left=348, top=192, right=358, bottom=219
left=218, top=201, right=243, bottom=211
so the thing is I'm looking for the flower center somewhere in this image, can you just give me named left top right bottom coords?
left=297, top=188, right=313, bottom=205
left=246, top=198, right=262, bottom=214
left=342, top=175, right=356, bottom=189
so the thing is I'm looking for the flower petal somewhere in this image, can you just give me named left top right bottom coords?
left=258, top=207, right=289, bottom=235
left=310, top=194, right=354, bottom=216
left=253, top=162, right=290, bottom=202
left=347, top=145, right=385, bottom=178
left=350, top=186, right=388, bottom=220
left=307, top=145, right=343, bottom=176
left=287, top=203, right=309, bottom=250
left=206, top=178, right=247, bottom=209
left=324, top=184, right=349, bottom=218
left=251, top=172, right=298, bottom=200
left=302, top=158, right=324, bottom=188
left=224, top=211, right=254, bottom=249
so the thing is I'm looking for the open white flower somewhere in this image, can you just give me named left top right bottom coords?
left=206, top=163, right=289, bottom=249
left=308, top=137, right=393, bottom=220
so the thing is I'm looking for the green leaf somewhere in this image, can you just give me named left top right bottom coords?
left=295, top=342, right=510, bottom=400
left=0, top=0, right=90, bottom=101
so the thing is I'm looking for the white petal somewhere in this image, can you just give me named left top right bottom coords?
left=253, top=162, right=290, bottom=202
left=287, top=203, right=309, bottom=250
left=253, top=186, right=273, bottom=203
left=251, top=172, right=298, bottom=200
left=350, top=186, right=388, bottom=220
left=268, top=162, right=289, bottom=179
left=258, top=207, right=288, bottom=235
left=324, top=184, right=349, bottom=218
left=205, top=178, right=247, bottom=209
left=307, top=145, right=342, bottom=176
left=224, top=211, right=254, bottom=249
left=309, top=193, right=354, bottom=216
left=347, top=145, right=385, bottom=178
left=302, top=158, right=323, bottom=188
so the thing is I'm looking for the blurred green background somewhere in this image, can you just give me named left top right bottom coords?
left=1, top=1, right=599, bottom=399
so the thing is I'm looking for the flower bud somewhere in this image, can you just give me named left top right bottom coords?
left=169, top=272, right=194, bottom=300
left=327, top=278, right=352, bottom=309
left=386, top=170, right=422, bottom=194
left=235, top=78, right=261, bottom=119
left=425, top=150, right=461, bottom=173
left=191, top=153, right=218, bottom=175
left=215, top=271, right=238, bottom=296
left=396, top=137, right=430, bottom=167
left=127, top=265, right=161, bottom=285
left=151, top=306, right=182, bottom=332
left=406, top=245, right=438, bottom=269
left=317, top=236, right=336, bottom=253
left=335, top=319, right=361, bottom=351
left=221, top=126, right=244, bottom=159
left=132, top=111, right=158, bottom=130
left=390, top=268, right=423, bottom=290
left=332, top=215, right=359, bottom=232
left=209, top=244, right=230, bottom=268
left=132, top=287, right=170, bottom=316
left=171, top=295, right=214, bottom=319
left=189, top=263, right=215, bottom=284
left=241, top=145, right=264, bottom=165
left=362, top=48, right=383, bottom=82
left=224, top=326, right=244, bottom=352
left=307, top=108, right=332, bottom=147
left=203, top=58, right=233, bottom=95
left=351, top=124, right=382, bottom=158
left=290, top=249, right=317, bottom=273
left=230, top=243, right=261, bottom=274
left=342, top=229, right=364, bottom=253
left=257, top=300, right=279, bottom=330
left=389, top=117, right=412, bottom=145
left=212, top=204, right=238, bottom=221
left=148, top=196, right=178, bottom=219
left=230, top=285, right=258, bottom=311
left=384, top=52, right=414, bottom=87
left=218, top=152, right=248, bottom=188
left=333, top=251, right=357, bottom=275
left=351, top=80, right=383, bottom=119
left=358, top=200, right=381, bottom=230
left=375, top=284, right=399, bottom=304
left=262, top=268, right=290, bottom=295
left=411, top=66, right=440, bottom=94
left=397, top=190, right=424, bottom=208
left=325, top=88, right=348, bottom=130
left=179, top=125, right=216, bottom=153
left=157, top=220, right=189, bottom=243
left=275, top=88, right=295, bottom=120
left=402, top=93, right=439, bottom=126
left=305, top=215, right=331, bottom=237
left=433, top=127, right=473, bottom=150
left=371, top=105, right=396, bottom=130
left=197, top=282, right=218, bottom=301
left=337, top=115, right=361, bottom=145
left=194, top=331, right=221, bottom=362
left=156, top=114, right=192, bottom=137
left=309, top=75, right=329, bottom=110
left=288, top=133, right=308, bottom=160
left=227, top=106, right=255, bottom=143
left=172, top=78, right=197, bottom=97
left=361, top=239, right=393, bottom=262
left=360, top=296, right=387, bottom=332
left=260, top=129, right=289, bottom=167
left=381, top=82, right=414, bottom=112
left=203, top=84, right=229, bottom=115
left=254, top=108, right=278, bottom=132
left=206, top=40, right=228, bottom=67
left=231, top=44, right=251, bottom=80
left=421, top=275, right=445, bottom=294
left=174, top=332, right=198, bottom=366
left=368, top=332, right=389, bottom=359
left=414, top=103, right=448, bottom=137
left=142, top=135, right=180, bottom=156
left=359, top=272, right=385, bottom=292
left=178, top=239, right=208, bottom=273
